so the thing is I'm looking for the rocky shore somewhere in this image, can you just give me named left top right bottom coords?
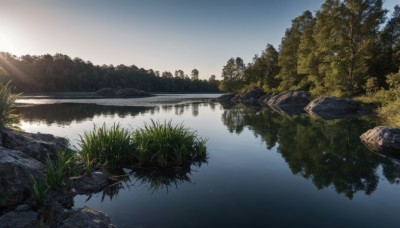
left=0, top=128, right=116, bottom=228
left=216, top=87, right=400, bottom=155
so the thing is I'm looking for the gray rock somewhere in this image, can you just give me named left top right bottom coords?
left=267, top=91, right=310, bottom=107
left=74, top=171, right=110, bottom=194
left=216, top=93, right=236, bottom=103
left=57, top=206, right=116, bottom=228
left=0, top=210, right=39, bottom=228
left=240, top=87, right=265, bottom=101
left=360, top=126, right=400, bottom=154
left=305, top=97, right=371, bottom=120
left=258, top=93, right=273, bottom=105
left=14, top=204, right=31, bottom=211
left=305, top=96, right=359, bottom=112
left=0, top=128, right=69, bottom=163
left=0, top=147, right=44, bottom=207
left=95, top=88, right=152, bottom=98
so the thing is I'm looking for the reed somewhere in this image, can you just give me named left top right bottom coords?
left=133, top=120, right=207, bottom=168
left=0, top=81, right=18, bottom=127
left=78, top=123, right=132, bottom=172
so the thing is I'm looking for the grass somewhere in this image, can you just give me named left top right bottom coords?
left=30, top=175, right=48, bottom=206
left=44, top=150, right=76, bottom=189
left=0, top=80, right=18, bottom=127
left=78, top=123, right=132, bottom=172
left=132, top=120, right=207, bottom=168
left=78, top=121, right=207, bottom=171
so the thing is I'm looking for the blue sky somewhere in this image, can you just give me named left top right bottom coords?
left=0, top=0, right=398, bottom=79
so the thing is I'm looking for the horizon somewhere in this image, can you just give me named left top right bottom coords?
left=0, top=0, right=398, bottom=80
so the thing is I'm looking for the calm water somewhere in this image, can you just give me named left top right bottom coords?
left=15, top=95, right=400, bottom=227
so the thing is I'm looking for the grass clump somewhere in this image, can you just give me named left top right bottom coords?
left=79, top=123, right=132, bottom=172
left=133, top=120, right=207, bottom=168
left=0, top=81, right=18, bottom=127
left=44, top=150, right=77, bottom=188
left=30, top=175, right=48, bottom=206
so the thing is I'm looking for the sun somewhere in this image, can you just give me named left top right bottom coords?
left=0, top=26, right=20, bottom=54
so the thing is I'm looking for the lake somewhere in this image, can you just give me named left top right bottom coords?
left=15, top=94, right=400, bottom=227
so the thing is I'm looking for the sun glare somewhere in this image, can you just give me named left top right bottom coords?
left=0, top=26, right=19, bottom=54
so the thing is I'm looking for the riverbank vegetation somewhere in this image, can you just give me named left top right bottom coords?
left=79, top=121, right=207, bottom=171
left=0, top=53, right=219, bottom=93
left=219, top=1, right=400, bottom=124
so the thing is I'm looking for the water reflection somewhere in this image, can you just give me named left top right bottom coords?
left=221, top=105, right=400, bottom=198
left=15, top=102, right=210, bottom=125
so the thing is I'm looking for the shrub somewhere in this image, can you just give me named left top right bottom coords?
left=79, top=123, right=132, bottom=172
left=132, top=120, right=207, bottom=168
left=0, top=81, right=18, bottom=127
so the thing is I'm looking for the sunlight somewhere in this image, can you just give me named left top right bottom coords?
left=0, top=26, right=19, bottom=54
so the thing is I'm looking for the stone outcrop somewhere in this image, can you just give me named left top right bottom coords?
left=95, top=88, right=152, bottom=98
left=56, top=206, right=116, bottom=228
left=305, top=97, right=371, bottom=120
left=0, top=128, right=69, bottom=163
left=74, top=171, right=110, bottom=194
left=267, top=91, right=310, bottom=107
left=240, top=87, right=265, bottom=105
left=360, top=126, right=400, bottom=154
left=0, top=147, right=45, bottom=207
left=0, top=207, right=39, bottom=228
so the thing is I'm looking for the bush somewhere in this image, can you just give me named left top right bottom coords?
left=133, top=120, right=207, bottom=168
left=0, top=81, right=18, bottom=127
left=79, top=123, right=132, bottom=172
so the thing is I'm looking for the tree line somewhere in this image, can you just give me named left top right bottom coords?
left=220, top=0, right=400, bottom=97
left=0, top=52, right=219, bottom=93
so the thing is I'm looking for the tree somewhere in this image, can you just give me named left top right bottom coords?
left=278, top=11, right=315, bottom=91
left=191, top=69, right=199, bottom=80
left=313, top=0, right=386, bottom=96
left=219, top=57, right=246, bottom=92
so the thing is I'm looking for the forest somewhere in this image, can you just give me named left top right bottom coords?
left=0, top=52, right=219, bottom=93
left=220, top=0, right=400, bottom=98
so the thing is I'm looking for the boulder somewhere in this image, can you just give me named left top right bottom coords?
left=0, top=128, right=69, bottom=163
left=267, top=91, right=310, bottom=107
left=305, top=97, right=359, bottom=112
left=73, top=171, right=110, bottom=194
left=0, top=209, right=39, bottom=228
left=0, top=147, right=45, bottom=207
left=360, top=126, right=400, bottom=154
left=95, top=88, right=152, bottom=98
left=94, top=88, right=117, bottom=97
left=56, top=206, right=116, bottom=228
left=305, top=97, right=371, bottom=120
left=258, top=93, right=273, bottom=105
left=240, top=87, right=265, bottom=101
left=216, top=93, right=236, bottom=102
left=115, top=88, right=151, bottom=98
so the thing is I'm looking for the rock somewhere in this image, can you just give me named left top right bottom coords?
left=0, top=147, right=45, bottom=207
left=305, top=97, right=359, bottom=112
left=74, top=171, right=110, bottom=194
left=57, top=206, right=116, bottom=228
left=267, top=91, right=310, bottom=107
left=258, top=93, right=273, bottom=105
left=14, top=204, right=31, bottom=211
left=95, top=88, right=152, bottom=98
left=115, top=88, right=151, bottom=98
left=360, top=126, right=400, bottom=154
left=216, top=93, right=236, bottom=103
left=94, top=88, right=117, bottom=97
left=305, top=97, right=371, bottom=120
left=240, top=87, right=265, bottom=101
left=0, top=209, right=39, bottom=228
left=269, top=105, right=306, bottom=117
left=0, top=128, right=69, bottom=163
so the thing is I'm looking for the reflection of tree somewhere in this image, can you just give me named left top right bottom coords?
left=15, top=103, right=154, bottom=125
left=221, top=105, right=400, bottom=199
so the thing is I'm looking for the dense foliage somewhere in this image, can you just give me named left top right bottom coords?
left=220, top=1, right=400, bottom=98
left=0, top=53, right=219, bottom=93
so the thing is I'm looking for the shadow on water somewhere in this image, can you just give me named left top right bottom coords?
left=221, top=104, right=400, bottom=199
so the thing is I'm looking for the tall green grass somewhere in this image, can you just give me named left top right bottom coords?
left=133, top=120, right=207, bottom=168
left=0, top=81, right=18, bottom=127
left=44, top=150, right=76, bottom=189
left=79, top=123, right=132, bottom=172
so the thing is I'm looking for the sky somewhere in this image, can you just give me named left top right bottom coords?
left=0, top=0, right=398, bottom=80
